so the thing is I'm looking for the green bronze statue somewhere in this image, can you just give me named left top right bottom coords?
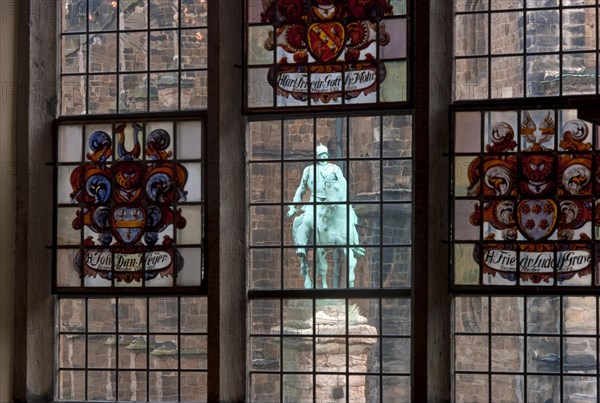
left=288, top=144, right=365, bottom=288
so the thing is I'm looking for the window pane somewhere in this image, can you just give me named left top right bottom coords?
left=490, top=12, right=523, bottom=54
left=454, top=14, right=488, bottom=57
left=491, top=57, right=524, bottom=99
left=455, top=58, right=488, bottom=100
left=120, top=32, right=148, bottom=71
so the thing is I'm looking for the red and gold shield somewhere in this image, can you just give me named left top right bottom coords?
left=307, top=22, right=345, bottom=62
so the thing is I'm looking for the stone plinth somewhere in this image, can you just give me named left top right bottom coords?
left=276, top=302, right=377, bottom=402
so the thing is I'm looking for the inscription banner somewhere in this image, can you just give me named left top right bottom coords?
left=273, top=67, right=380, bottom=102
left=80, top=248, right=179, bottom=282
left=482, top=247, right=592, bottom=284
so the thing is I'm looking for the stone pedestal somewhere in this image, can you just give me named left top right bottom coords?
left=278, top=301, right=377, bottom=402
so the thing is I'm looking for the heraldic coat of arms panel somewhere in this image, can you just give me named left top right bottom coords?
left=453, top=109, right=600, bottom=288
left=246, top=0, right=409, bottom=109
left=54, top=120, right=204, bottom=291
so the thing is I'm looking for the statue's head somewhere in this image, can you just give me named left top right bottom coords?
left=316, top=144, right=329, bottom=165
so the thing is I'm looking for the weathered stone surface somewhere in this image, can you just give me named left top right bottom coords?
left=263, top=304, right=379, bottom=402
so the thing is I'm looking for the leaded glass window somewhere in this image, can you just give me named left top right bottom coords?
left=452, top=1, right=600, bottom=401
left=248, top=115, right=412, bottom=290
left=247, top=114, right=413, bottom=401
left=54, top=119, right=204, bottom=291
left=454, top=0, right=599, bottom=100
left=57, top=297, right=207, bottom=401
left=245, top=0, right=409, bottom=110
left=56, top=1, right=207, bottom=400
left=454, top=295, right=599, bottom=401
left=249, top=297, right=411, bottom=402
left=60, top=0, right=207, bottom=114
left=245, top=3, right=414, bottom=400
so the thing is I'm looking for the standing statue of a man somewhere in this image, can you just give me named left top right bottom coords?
left=287, top=144, right=365, bottom=278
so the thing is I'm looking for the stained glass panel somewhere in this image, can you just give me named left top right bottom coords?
left=452, top=109, right=600, bottom=288
left=54, top=119, right=204, bottom=291
left=245, top=0, right=409, bottom=110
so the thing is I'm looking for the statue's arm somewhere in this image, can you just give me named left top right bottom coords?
left=339, top=174, right=348, bottom=196
left=288, top=167, right=309, bottom=216
left=335, top=165, right=347, bottom=186
left=327, top=164, right=347, bottom=191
